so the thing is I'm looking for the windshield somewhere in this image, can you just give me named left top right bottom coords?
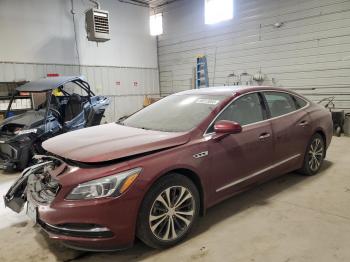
left=123, top=94, right=227, bottom=132
left=10, top=81, right=88, bottom=112
left=10, top=89, right=68, bottom=112
left=32, top=92, right=49, bottom=110
left=6, top=92, right=48, bottom=112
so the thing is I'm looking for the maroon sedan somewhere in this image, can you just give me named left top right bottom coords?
left=5, top=86, right=332, bottom=251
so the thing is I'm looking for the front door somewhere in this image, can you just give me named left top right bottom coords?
left=206, top=92, right=274, bottom=204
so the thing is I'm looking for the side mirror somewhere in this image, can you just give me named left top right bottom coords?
left=213, top=120, right=242, bottom=140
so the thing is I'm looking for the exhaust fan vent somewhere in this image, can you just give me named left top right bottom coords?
left=86, top=8, right=110, bottom=42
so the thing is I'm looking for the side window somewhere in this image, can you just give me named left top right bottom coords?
left=264, top=92, right=297, bottom=118
left=208, top=93, right=264, bottom=132
left=293, top=95, right=307, bottom=109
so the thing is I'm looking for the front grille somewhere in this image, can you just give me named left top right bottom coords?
left=27, top=163, right=61, bottom=205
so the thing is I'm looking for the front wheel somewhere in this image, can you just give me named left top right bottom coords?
left=136, top=174, right=200, bottom=249
left=299, top=133, right=325, bottom=176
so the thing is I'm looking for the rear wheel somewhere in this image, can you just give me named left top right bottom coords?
left=335, top=126, right=341, bottom=137
left=299, top=133, right=325, bottom=176
left=136, top=174, right=200, bottom=249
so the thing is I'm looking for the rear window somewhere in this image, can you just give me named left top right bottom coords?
left=264, top=92, right=297, bottom=118
left=293, top=95, right=307, bottom=109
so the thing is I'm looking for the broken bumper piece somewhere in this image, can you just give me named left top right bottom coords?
left=3, top=161, right=53, bottom=213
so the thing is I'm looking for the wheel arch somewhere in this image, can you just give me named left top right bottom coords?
left=314, top=128, right=326, bottom=144
left=314, top=127, right=327, bottom=149
left=143, top=167, right=206, bottom=217
left=168, top=168, right=206, bottom=216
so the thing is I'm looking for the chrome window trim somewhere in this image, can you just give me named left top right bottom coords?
left=204, top=89, right=310, bottom=136
left=216, top=154, right=301, bottom=192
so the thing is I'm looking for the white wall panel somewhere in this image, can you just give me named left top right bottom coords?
left=0, top=0, right=157, bottom=68
left=158, top=0, right=350, bottom=110
left=0, top=0, right=160, bottom=122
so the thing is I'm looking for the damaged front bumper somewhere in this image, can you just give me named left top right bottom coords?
left=3, top=157, right=140, bottom=251
left=3, top=160, right=55, bottom=213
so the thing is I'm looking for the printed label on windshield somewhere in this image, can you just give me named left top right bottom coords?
left=196, top=99, right=220, bottom=105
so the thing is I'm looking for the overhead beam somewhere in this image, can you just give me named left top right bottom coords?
left=118, top=0, right=149, bottom=7
left=119, top=0, right=182, bottom=9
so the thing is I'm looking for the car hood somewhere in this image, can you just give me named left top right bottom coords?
left=42, top=123, right=191, bottom=163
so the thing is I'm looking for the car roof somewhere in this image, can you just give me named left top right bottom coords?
left=16, top=76, right=85, bottom=92
left=175, top=86, right=295, bottom=97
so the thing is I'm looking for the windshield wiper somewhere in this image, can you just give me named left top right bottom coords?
left=115, top=122, right=151, bottom=130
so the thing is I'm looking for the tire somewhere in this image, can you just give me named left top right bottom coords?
left=16, top=153, right=31, bottom=171
left=335, top=126, right=341, bottom=137
left=299, top=133, right=325, bottom=176
left=136, top=174, right=200, bottom=249
left=16, top=147, right=34, bottom=171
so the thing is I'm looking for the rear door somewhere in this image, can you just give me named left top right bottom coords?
left=206, top=92, right=274, bottom=201
left=262, top=91, right=312, bottom=163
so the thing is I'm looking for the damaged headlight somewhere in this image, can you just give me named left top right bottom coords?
left=15, top=128, right=37, bottom=135
left=66, top=167, right=142, bottom=200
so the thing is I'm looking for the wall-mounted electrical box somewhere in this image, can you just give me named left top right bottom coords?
left=85, top=8, right=110, bottom=42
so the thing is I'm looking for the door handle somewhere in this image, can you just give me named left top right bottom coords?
left=299, top=120, right=309, bottom=127
left=259, top=132, right=271, bottom=140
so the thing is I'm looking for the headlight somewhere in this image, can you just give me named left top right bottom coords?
left=15, top=128, right=37, bottom=135
left=66, top=167, right=142, bottom=200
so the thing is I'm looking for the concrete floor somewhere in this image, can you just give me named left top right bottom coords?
left=0, top=136, right=349, bottom=262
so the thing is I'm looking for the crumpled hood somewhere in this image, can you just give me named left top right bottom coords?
left=1, top=110, right=45, bottom=128
left=42, top=123, right=191, bottom=163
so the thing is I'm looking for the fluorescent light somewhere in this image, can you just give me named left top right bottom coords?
left=205, top=0, right=234, bottom=25
left=150, top=13, right=163, bottom=36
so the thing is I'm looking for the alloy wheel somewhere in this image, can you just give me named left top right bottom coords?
left=308, top=137, right=324, bottom=172
left=149, top=186, right=195, bottom=241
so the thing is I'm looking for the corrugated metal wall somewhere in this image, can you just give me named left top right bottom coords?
left=157, top=0, right=350, bottom=110
left=0, top=62, right=159, bottom=122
